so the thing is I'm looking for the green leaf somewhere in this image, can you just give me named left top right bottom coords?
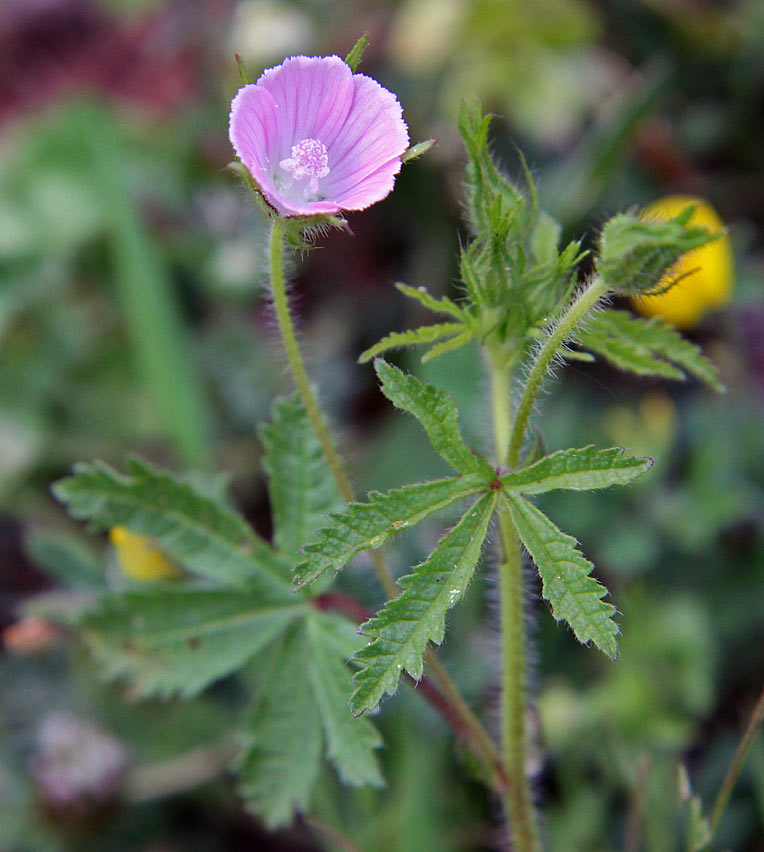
left=579, top=309, right=724, bottom=391
left=504, top=494, right=618, bottom=658
left=53, top=457, right=291, bottom=595
left=25, top=530, right=103, bottom=589
left=530, top=210, right=562, bottom=266
left=306, top=613, right=384, bottom=787
left=238, top=622, right=323, bottom=828
left=501, top=446, right=652, bottom=494
left=395, top=282, right=466, bottom=320
left=597, top=210, right=718, bottom=295
left=238, top=614, right=383, bottom=827
left=345, top=32, right=369, bottom=72
left=359, top=323, right=466, bottom=364
left=293, top=474, right=487, bottom=589
left=261, top=395, right=343, bottom=562
left=375, top=360, right=494, bottom=477
left=351, top=492, right=497, bottom=714
left=421, top=328, right=475, bottom=363
left=81, top=588, right=304, bottom=698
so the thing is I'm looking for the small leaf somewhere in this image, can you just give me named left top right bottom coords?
left=238, top=623, right=323, bottom=828
left=395, top=282, right=466, bottom=320
left=234, top=54, right=252, bottom=85
left=293, top=475, right=487, bottom=589
left=579, top=309, right=724, bottom=391
left=421, top=328, right=475, bottom=363
left=306, top=613, right=383, bottom=787
left=530, top=210, right=562, bottom=266
left=402, top=139, right=437, bottom=163
left=375, top=360, right=494, bottom=477
left=345, top=32, right=369, bottom=72
left=504, top=494, right=618, bottom=658
left=351, top=492, right=497, bottom=714
left=261, top=395, right=343, bottom=562
left=501, top=446, right=652, bottom=494
left=53, top=457, right=291, bottom=595
left=81, top=588, right=304, bottom=698
left=359, top=323, right=466, bottom=364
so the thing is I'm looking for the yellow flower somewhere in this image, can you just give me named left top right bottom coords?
left=109, top=527, right=178, bottom=582
left=633, top=196, right=733, bottom=328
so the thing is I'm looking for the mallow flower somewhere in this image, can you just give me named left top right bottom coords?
left=229, top=54, right=409, bottom=217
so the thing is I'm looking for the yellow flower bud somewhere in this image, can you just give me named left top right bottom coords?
left=109, top=527, right=178, bottom=582
left=633, top=196, right=733, bottom=329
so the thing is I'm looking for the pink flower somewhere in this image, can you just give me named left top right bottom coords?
left=229, top=55, right=409, bottom=217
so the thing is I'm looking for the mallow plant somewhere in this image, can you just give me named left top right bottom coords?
left=52, top=36, right=760, bottom=852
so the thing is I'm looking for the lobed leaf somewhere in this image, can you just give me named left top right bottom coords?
left=351, top=492, right=497, bottom=715
left=237, top=623, right=323, bottom=828
left=501, top=445, right=652, bottom=494
left=238, top=614, right=382, bottom=827
left=504, top=493, right=618, bottom=658
left=375, top=360, right=494, bottom=477
left=395, top=282, right=466, bottom=320
left=53, top=457, right=290, bottom=595
left=421, top=328, right=475, bottom=363
left=359, top=323, right=466, bottom=364
left=293, top=475, right=487, bottom=589
left=81, top=588, right=304, bottom=698
left=579, top=309, right=723, bottom=391
left=261, top=395, right=343, bottom=562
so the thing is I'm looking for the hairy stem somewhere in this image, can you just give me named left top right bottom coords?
left=508, top=275, right=607, bottom=467
left=708, top=683, right=764, bottom=841
left=490, top=355, right=542, bottom=852
left=268, top=217, right=501, bottom=780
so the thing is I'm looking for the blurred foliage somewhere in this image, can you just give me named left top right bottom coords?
left=1, top=0, right=763, bottom=850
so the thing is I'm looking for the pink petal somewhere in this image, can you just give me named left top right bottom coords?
left=332, top=157, right=403, bottom=211
left=320, top=73, right=409, bottom=200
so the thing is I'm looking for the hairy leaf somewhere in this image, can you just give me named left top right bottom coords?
left=395, top=282, right=466, bottom=320
left=375, top=360, right=494, bottom=477
left=501, top=446, right=652, bottom=494
left=293, top=474, right=487, bottom=589
left=238, top=614, right=382, bottom=827
left=238, top=623, right=323, bottom=828
left=421, top=328, right=475, bottom=363
left=81, top=588, right=304, bottom=698
left=359, top=323, right=466, bottom=364
left=53, top=457, right=290, bottom=595
left=306, top=613, right=384, bottom=787
left=579, top=309, right=723, bottom=391
left=504, top=494, right=618, bottom=658
left=351, top=492, right=497, bottom=715
left=261, top=395, right=343, bottom=561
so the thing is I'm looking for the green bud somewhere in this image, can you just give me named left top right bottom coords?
left=596, top=208, right=719, bottom=295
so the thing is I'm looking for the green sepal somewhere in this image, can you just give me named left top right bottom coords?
left=79, top=587, right=305, bottom=699
left=375, top=359, right=494, bottom=477
left=351, top=492, right=497, bottom=715
left=234, top=54, right=252, bottom=84
left=402, top=139, right=437, bottom=164
left=359, top=323, right=467, bottom=364
left=293, top=474, right=488, bottom=589
left=579, top=309, right=724, bottom=391
left=345, top=32, right=370, bottom=72
left=503, top=493, right=619, bottom=658
left=596, top=209, right=719, bottom=295
left=53, top=456, right=291, bottom=595
left=501, top=446, right=652, bottom=494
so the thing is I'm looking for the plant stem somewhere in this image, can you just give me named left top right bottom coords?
left=508, top=275, right=607, bottom=467
left=708, top=683, right=764, bottom=840
left=490, top=355, right=542, bottom=852
left=268, top=217, right=500, bottom=777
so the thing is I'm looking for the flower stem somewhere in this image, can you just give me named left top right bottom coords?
left=268, top=218, right=501, bottom=778
left=508, top=275, right=607, bottom=467
left=490, top=355, right=542, bottom=852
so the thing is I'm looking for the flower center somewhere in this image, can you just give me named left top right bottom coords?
left=279, top=138, right=330, bottom=196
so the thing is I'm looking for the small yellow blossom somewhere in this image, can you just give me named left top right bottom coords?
left=109, top=527, right=178, bottom=582
left=633, top=196, right=733, bottom=328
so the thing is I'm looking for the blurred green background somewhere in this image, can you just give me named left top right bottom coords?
left=1, top=1, right=763, bottom=850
